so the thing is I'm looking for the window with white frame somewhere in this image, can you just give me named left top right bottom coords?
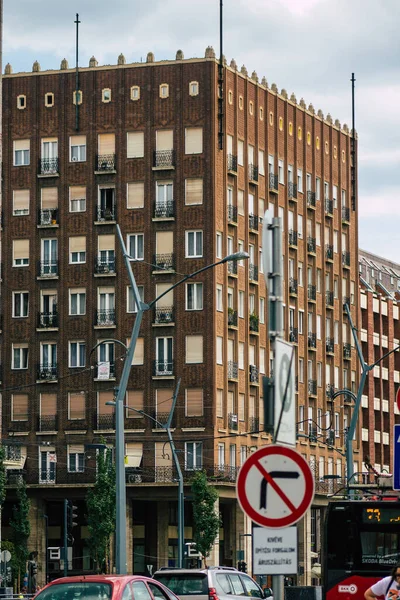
left=186, top=230, right=203, bottom=258
left=299, top=358, right=304, bottom=383
left=186, top=282, right=203, bottom=310
left=13, top=291, right=29, bottom=318
left=70, top=135, right=86, bottom=162
left=238, top=140, right=244, bottom=166
left=69, top=236, right=86, bottom=264
left=13, top=239, right=29, bottom=266
left=298, top=262, right=303, bottom=287
left=127, top=285, right=144, bottom=313
left=259, top=297, right=265, bottom=324
left=317, top=361, right=322, bottom=387
left=185, top=127, right=203, bottom=154
left=69, top=186, right=86, bottom=212
left=316, top=177, right=321, bottom=201
left=127, top=132, right=144, bottom=158
left=218, top=443, right=225, bottom=468
left=159, top=83, right=169, bottom=98
left=130, top=85, right=140, bottom=101
left=216, top=284, right=223, bottom=311
left=278, top=159, right=284, bottom=184
left=102, top=88, right=111, bottom=103
left=297, top=168, right=303, bottom=193
left=69, top=288, right=86, bottom=315
left=333, top=185, right=338, bottom=208
left=217, top=336, right=223, bottom=364
left=299, top=310, right=304, bottom=334
left=239, top=343, right=244, bottom=370
left=216, top=232, right=222, bottom=259
left=12, top=344, right=29, bottom=369
left=189, top=81, right=199, bottom=96
left=13, top=190, right=29, bottom=215
left=13, top=140, right=30, bottom=166
left=127, top=233, right=144, bottom=260
left=238, top=190, right=244, bottom=215
left=69, top=341, right=86, bottom=368
left=68, top=445, right=85, bottom=472
left=238, top=291, right=244, bottom=318
left=258, top=150, right=265, bottom=176
left=17, top=95, right=26, bottom=110
left=185, top=441, right=202, bottom=470
left=298, top=214, right=303, bottom=238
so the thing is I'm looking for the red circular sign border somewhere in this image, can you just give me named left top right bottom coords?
left=236, top=445, right=315, bottom=528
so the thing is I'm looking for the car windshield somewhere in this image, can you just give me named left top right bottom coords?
left=36, top=583, right=112, bottom=600
left=154, top=575, right=208, bottom=596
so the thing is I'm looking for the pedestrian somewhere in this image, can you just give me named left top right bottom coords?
left=364, top=565, right=400, bottom=599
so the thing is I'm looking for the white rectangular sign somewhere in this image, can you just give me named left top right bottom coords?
left=97, top=361, right=110, bottom=380
left=274, top=338, right=296, bottom=446
left=253, top=526, right=297, bottom=575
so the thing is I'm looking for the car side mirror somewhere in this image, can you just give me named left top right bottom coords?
left=263, top=589, right=273, bottom=598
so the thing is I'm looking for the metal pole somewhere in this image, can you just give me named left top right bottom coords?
left=44, top=514, right=49, bottom=584
left=63, top=500, right=68, bottom=577
left=75, top=14, right=80, bottom=131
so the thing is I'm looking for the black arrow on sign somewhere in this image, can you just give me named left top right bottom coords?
left=260, top=471, right=300, bottom=509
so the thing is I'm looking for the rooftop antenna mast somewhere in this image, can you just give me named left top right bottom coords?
left=218, top=0, right=224, bottom=150
left=351, top=73, right=356, bottom=211
left=75, top=13, right=81, bottom=131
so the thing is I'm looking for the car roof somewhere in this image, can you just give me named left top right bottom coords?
left=48, top=576, right=138, bottom=584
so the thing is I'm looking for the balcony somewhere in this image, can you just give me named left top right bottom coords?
left=308, top=332, right=317, bottom=349
left=307, top=191, right=316, bottom=209
left=96, top=414, right=116, bottom=430
left=343, top=342, right=352, bottom=359
left=288, top=182, right=297, bottom=200
left=342, top=206, right=350, bottom=223
left=249, top=313, right=259, bottom=333
left=308, top=284, right=316, bottom=301
left=326, top=337, right=334, bottom=353
left=95, top=309, right=116, bottom=327
left=38, top=158, right=59, bottom=176
left=342, top=251, right=351, bottom=268
left=154, top=360, right=174, bottom=377
left=228, top=308, right=238, bottom=327
left=96, top=154, right=116, bottom=173
left=227, top=360, right=238, bottom=380
left=249, top=164, right=259, bottom=183
left=309, top=426, right=318, bottom=443
left=268, top=173, right=279, bottom=193
left=325, top=244, right=334, bottom=261
left=325, top=198, right=333, bottom=216
left=289, top=277, right=298, bottom=296
left=154, top=307, right=174, bottom=325
left=326, top=384, right=335, bottom=399
left=227, top=204, right=238, bottom=224
left=37, top=415, right=58, bottom=432
left=227, top=260, right=238, bottom=276
left=153, top=150, right=175, bottom=169
left=249, top=263, right=258, bottom=282
left=288, top=230, right=298, bottom=247
left=95, top=205, right=116, bottom=223
left=308, top=379, right=317, bottom=396
left=95, top=362, right=116, bottom=379
left=227, top=154, right=238, bottom=174
left=37, top=364, right=58, bottom=381
left=38, top=260, right=58, bottom=278
left=38, top=311, right=58, bottom=329
left=228, top=413, right=239, bottom=431
left=249, top=214, right=259, bottom=231
left=307, top=237, right=316, bottom=254
left=154, top=201, right=174, bottom=220
left=249, top=365, right=259, bottom=384
left=38, top=208, right=58, bottom=226
left=326, top=290, right=334, bottom=307
left=289, top=327, right=298, bottom=343
left=153, top=253, right=175, bottom=272
left=249, top=417, right=259, bottom=434
left=94, top=257, right=116, bottom=275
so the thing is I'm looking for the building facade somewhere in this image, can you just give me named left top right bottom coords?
left=1, top=48, right=359, bottom=584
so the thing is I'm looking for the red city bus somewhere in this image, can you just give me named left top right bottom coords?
left=324, top=500, right=400, bottom=600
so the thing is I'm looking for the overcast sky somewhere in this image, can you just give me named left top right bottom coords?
left=3, top=0, right=400, bottom=262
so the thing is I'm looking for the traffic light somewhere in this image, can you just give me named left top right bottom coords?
left=67, top=501, right=78, bottom=530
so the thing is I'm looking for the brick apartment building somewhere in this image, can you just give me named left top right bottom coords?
left=1, top=47, right=359, bottom=584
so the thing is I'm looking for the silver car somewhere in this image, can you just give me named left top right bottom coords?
left=153, top=568, right=272, bottom=600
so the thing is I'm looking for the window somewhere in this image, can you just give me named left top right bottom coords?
left=279, top=116, right=283, bottom=130
left=127, top=285, right=144, bottom=313
left=298, top=262, right=303, bottom=287
left=128, top=233, right=144, bottom=260
left=299, top=358, right=304, bottom=383
left=238, top=140, right=244, bottom=166
left=189, top=81, right=199, bottom=96
left=13, top=190, right=29, bottom=215
left=216, top=232, right=223, bottom=259
left=185, top=127, right=203, bottom=154
left=298, top=168, right=303, bottom=193
left=316, top=177, right=321, bottom=201
left=73, top=90, right=83, bottom=105
left=13, top=291, right=29, bottom=317
left=41, top=137, right=58, bottom=163
left=125, top=390, right=144, bottom=418
left=127, top=132, right=144, bottom=158
left=12, top=344, right=29, bottom=369
left=68, top=445, right=85, bottom=472
left=333, top=185, right=338, bottom=208
left=216, top=285, right=223, bottom=311
left=278, top=159, right=284, bottom=184
left=239, top=96, right=243, bottom=110
left=98, top=133, right=115, bottom=157
left=298, top=214, right=303, bottom=238
left=185, top=442, right=202, bottom=470
left=17, top=95, right=26, bottom=110
left=102, top=88, right=111, bottom=103
left=258, top=150, right=265, bottom=176
left=239, top=343, right=245, bottom=370
left=217, top=336, right=223, bottom=364
left=126, top=182, right=144, bottom=209
left=259, top=297, right=265, bottom=324
left=69, top=236, right=86, bottom=264
left=13, top=239, right=29, bottom=266
left=159, top=83, right=169, bottom=98
left=69, top=341, right=86, bottom=367
left=186, top=230, right=203, bottom=257
left=249, top=101, right=254, bottom=115
left=130, top=85, right=140, bottom=101
left=69, top=186, right=86, bottom=212
left=260, top=106, right=264, bottom=120
left=132, top=338, right=144, bottom=366
left=298, top=126, right=302, bottom=140
left=69, top=288, right=86, bottom=315
left=238, top=190, right=244, bottom=215
left=186, top=283, right=203, bottom=310
left=13, top=140, right=30, bottom=166
left=316, top=224, right=321, bottom=246
left=70, top=135, right=86, bottom=162
left=68, top=392, right=85, bottom=420
left=316, top=137, right=320, bottom=150
left=186, top=335, right=203, bottom=363
left=12, top=394, right=28, bottom=421
left=185, top=179, right=203, bottom=205
left=186, top=389, right=203, bottom=417
left=299, top=310, right=304, bottom=334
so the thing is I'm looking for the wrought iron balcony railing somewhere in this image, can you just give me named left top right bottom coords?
left=228, top=413, right=239, bottom=431
left=343, top=343, right=352, bottom=359
left=96, top=205, right=116, bottom=222
left=227, top=154, right=238, bottom=173
left=307, top=237, right=316, bottom=253
left=326, top=337, right=334, bottom=353
left=154, top=201, right=174, bottom=219
left=153, top=253, right=175, bottom=272
left=325, top=198, right=333, bottom=215
left=308, top=379, right=317, bottom=395
left=38, top=260, right=58, bottom=277
left=95, top=309, right=116, bottom=326
left=249, top=213, right=259, bottom=231
left=249, top=365, right=259, bottom=384
left=38, top=311, right=58, bottom=328
left=38, top=208, right=58, bottom=226
left=227, top=204, right=238, bottom=224
left=325, top=244, right=334, bottom=260
left=96, top=414, right=116, bottom=430
left=308, top=284, right=317, bottom=301
left=309, top=426, right=318, bottom=443
left=37, top=415, right=58, bottom=432
left=307, top=190, right=316, bottom=208
left=326, top=384, right=335, bottom=399
left=154, top=360, right=174, bottom=376
left=269, top=172, right=278, bottom=191
left=342, top=206, right=350, bottom=222
left=154, top=307, right=174, bottom=324
left=37, top=364, right=58, bottom=381
left=249, top=263, right=258, bottom=282
left=288, top=182, right=297, bottom=199
left=228, top=360, right=238, bottom=379
left=96, top=154, right=116, bottom=172
left=288, top=230, right=298, bottom=246
left=227, top=260, right=238, bottom=275
left=153, top=150, right=175, bottom=169
left=308, top=333, right=317, bottom=349
left=289, top=327, right=298, bottom=343
left=249, top=164, right=259, bottom=182
left=289, top=277, right=298, bottom=295
left=342, top=251, right=351, bottom=267
left=249, top=314, right=259, bottom=332
left=228, top=309, right=238, bottom=327
left=39, top=158, right=59, bottom=175
left=249, top=417, right=259, bottom=434
left=326, top=290, right=334, bottom=307
left=95, top=361, right=116, bottom=379
left=95, top=258, right=116, bottom=275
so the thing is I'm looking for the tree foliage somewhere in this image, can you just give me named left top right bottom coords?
left=86, top=447, right=116, bottom=573
left=191, top=471, right=221, bottom=566
left=9, top=482, right=31, bottom=583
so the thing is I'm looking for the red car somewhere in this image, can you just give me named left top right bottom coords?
left=34, top=575, right=180, bottom=600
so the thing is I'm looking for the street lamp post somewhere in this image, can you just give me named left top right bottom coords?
left=113, top=223, right=249, bottom=574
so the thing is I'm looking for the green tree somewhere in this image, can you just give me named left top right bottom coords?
left=86, top=447, right=116, bottom=573
left=191, top=470, right=221, bottom=567
left=9, top=482, right=31, bottom=586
